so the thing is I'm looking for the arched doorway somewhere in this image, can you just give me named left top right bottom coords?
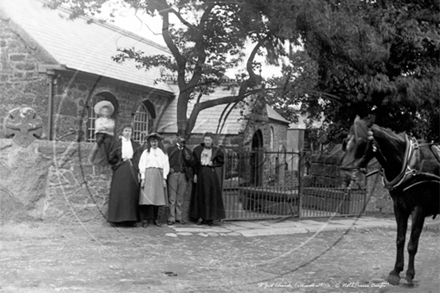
left=250, top=130, right=263, bottom=186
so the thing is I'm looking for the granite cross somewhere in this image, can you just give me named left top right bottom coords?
left=4, top=106, right=43, bottom=148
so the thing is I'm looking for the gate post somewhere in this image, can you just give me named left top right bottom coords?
left=298, top=151, right=302, bottom=218
left=277, top=145, right=286, bottom=186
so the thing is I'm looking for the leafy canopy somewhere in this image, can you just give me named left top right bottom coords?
left=255, top=0, right=440, bottom=142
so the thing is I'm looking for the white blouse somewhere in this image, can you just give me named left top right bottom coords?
left=201, top=148, right=212, bottom=166
left=120, top=137, right=133, bottom=160
left=138, top=147, right=170, bottom=180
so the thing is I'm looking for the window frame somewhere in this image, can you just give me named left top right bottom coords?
left=132, top=103, right=150, bottom=145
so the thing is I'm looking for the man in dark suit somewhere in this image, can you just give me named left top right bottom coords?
left=166, top=136, right=193, bottom=225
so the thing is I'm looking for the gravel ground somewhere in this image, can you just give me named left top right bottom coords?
left=0, top=221, right=438, bottom=293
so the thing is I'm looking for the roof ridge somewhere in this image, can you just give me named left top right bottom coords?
left=266, top=105, right=290, bottom=124
left=37, top=0, right=170, bottom=53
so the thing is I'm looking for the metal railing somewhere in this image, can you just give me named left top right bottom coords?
left=222, top=149, right=366, bottom=220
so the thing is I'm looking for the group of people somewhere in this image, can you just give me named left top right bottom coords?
left=89, top=100, right=226, bottom=228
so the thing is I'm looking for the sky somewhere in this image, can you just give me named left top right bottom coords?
left=110, top=5, right=165, bottom=45
left=108, top=4, right=285, bottom=79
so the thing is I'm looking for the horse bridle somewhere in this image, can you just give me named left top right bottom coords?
left=340, top=126, right=382, bottom=176
left=362, top=131, right=440, bottom=191
left=342, top=123, right=440, bottom=191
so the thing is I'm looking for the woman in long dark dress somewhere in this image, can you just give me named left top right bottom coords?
left=190, top=132, right=225, bottom=226
left=107, top=125, right=142, bottom=226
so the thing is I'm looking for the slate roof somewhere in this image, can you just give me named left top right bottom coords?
left=0, top=0, right=174, bottom=93
left=266, top=105, right=290, bottom=124
left=158, top=85, right=248, bottom=135
left=1, top=0, right=288, bottom=135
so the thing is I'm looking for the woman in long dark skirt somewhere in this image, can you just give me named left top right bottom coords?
left=190, top=132, right=225, bottom=226
left=107, top=125, right=142, bottom=226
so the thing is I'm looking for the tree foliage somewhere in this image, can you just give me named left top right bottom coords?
left=265, top=50, right=320, bottom=123
left=256, top=0, right=440, bottom=142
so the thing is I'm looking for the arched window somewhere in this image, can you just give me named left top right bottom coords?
left=270, top=127, right=274, bottom=151
left=132, top=103, right=150, bottom=144
left=86, top=92, right=118, bottom=142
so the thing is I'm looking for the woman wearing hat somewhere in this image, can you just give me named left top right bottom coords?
left=89, top=100, right=115, bottom=165
left=138, top=132, right=170, bottom=227
left=107, top=124, right=142, bottom=226
left=190, top=132, right=225, bottom=226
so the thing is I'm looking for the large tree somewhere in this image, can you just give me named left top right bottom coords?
left=48, top=0, right=297, bottom=138
left=256, top=0, right=440, bottom=142
left=265, top=50, right=320, bottom=123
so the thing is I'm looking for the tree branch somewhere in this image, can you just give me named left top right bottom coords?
left=245, top=38, right=265, bottom=89
left=197, top=92, right=254, bottom=112
left=217, top=100, right=241, bottom=135
left=196, top=91, right=204, bottom=104
left=169, top=8, right=198, bottom=31
left=186, top=3, right=215, bottom=91
left=155, top=1, right=186, bottom=87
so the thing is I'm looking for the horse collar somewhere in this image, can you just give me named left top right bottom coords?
left=381, top=134, right=417, bottom=190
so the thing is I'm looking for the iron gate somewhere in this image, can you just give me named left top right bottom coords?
left=222, top=149, right=367, bottom=220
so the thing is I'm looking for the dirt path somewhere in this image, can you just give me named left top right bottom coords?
left=0, top=222, right=438, bottom=293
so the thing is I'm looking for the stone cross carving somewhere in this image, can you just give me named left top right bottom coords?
left=4, top=106, right=43, bottom=148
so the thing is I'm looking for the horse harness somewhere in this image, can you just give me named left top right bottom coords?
left=365, top=133, right=440, bottom=192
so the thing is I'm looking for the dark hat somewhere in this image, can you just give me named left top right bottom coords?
left=176, top=137, right=186, bottom=144
left=146, top=132, right=164, bottom=140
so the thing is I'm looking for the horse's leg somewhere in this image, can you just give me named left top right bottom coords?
left=387, top=198, right=410, bottom=286
left=405, top=207, right=425, bottom=284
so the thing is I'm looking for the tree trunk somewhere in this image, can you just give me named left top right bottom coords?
left=176, top=91, right=191, bottom=139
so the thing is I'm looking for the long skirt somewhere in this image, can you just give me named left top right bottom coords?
left=139, top=168, right=168, bottom=206
left=107, top=160, right=140, bottom=223
left=190, top=166, right=225, bottom=221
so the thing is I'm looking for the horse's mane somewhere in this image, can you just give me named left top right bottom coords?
left=373, top=124, right=405, bottom=140
left=354, top=119, right=405, bottom=147
left=371, top=124, right=406, bottom=151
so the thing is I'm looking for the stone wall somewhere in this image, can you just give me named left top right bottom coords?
left=303, top=152, right=393, bottom=214
left=0, top=18, right=53, bottom=138
left=0, top=138, right=113, bottom=224
left=270, top=121, right=288, bottom=151
left=52, top=73, right=172, bottom=141
left=303, top=154, right=343, bottom=187
left=0, top=137, right=196, bottom=224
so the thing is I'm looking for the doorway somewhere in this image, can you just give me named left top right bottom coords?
left=250, top=130, right=263, bottom=186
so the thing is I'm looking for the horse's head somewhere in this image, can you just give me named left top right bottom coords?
left=340, top=116, right=376, bottom=180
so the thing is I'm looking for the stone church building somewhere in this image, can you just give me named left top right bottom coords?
left=0, top=0, right=289, bottom=149
left=0, top=0, right=290, bottom=223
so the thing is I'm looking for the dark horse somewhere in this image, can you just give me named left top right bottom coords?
left=340, top=115, right=440, bottom=286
